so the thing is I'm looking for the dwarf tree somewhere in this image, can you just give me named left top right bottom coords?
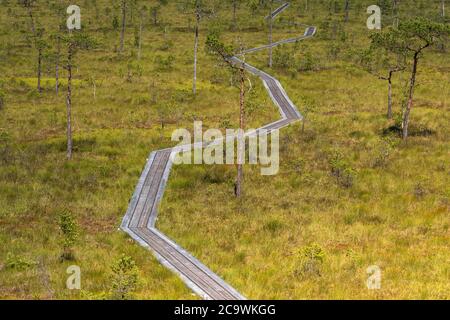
left=370, top=18, right=450, bottom=139
left=206, top=33, right=247, bottom=197
left=180, top=0, right=215, bottom=95
left=358, top=47, right=405, bottom=119
left=62, top=32, right=97, bottom=159
left=110, top=255, right=139, bottom=300
left=59, top=210, right=78, bottom=261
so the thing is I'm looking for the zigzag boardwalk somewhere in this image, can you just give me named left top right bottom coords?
left=121, top=8, right=317, bottom=300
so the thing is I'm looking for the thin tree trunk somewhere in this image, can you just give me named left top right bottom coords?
left=268, top=3, right=273, bottom=68
left=66, top=45, right=73, bottom=160
left=138, top=13, right=143, bottom=60
left=387, top=78, right=393, bottom=119
left=152, top=8, right=158, bottom=25
left=120, top=0, right=126, bottom=52
left=393, top=0, right=399, bottom=28
left=232, top=0, right=237, bottom=31
left=130, top=2, right=133, bottom=24
left=92, top=78, right=96, bottom=100
left=37, top=47, right=42, bottom=93
left=344, top=0, right=350, bottom=22
left=27, top=5, right=36, bottom=37
left=403, top=53, right=419, bottom=140
left=442, top=0, right=446, bottom=17
left=56, top=36, right=60, bottom=95
left=193, top=12, right=199, bottom=95
left=236, top=65, right=245, bottom=198
left=27, top=4, right=41, bottom=92
left=305, top=0, right=309, bottom=11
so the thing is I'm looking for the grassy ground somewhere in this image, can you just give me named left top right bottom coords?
left=0, top=0, right=449, bottom=299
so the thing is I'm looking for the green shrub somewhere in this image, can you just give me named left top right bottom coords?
left=110, top=255, right=139, bottom=300
left=294, top=243, right=326, bottom=278
left=154, top=55, right=175, bottom=71
left=297, top=51, right=318, bottom=72
left=328, top=150, right=355, bottom=188
left=5, top=253, right=36, bottom=271
left=273, top=46, right=295, bottom=69
left=372, top=137, right=396, bottom=168
left=202, top=166, right=233, bottom=184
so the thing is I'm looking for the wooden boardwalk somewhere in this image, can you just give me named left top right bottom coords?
left=121, top=5, right=316, bottom=300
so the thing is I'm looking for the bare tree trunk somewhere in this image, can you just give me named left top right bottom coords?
left=138, top=12, right=143, bottom=60
left=387, top=78, right=393, bottom=119
left=66, top=45, right=73, bottom=160
left=56, top=36, right=60, bottom=95
left=344, top=0, right=350, bottom=22
left=393, top=0, right=399, bottom=28
left=26, top=4, right=41, bottom=92
left=27, top=5, right=36, bottom=37
left=305, top=0, right=309, bottom=11
left=236, top=65, right=245, bottom=198
left=120, top=0, right=126, bottom=52
left=403, top=53, right=419, bottom=140
left=232, top=0, right=237, bottom=31
left=92, top=77, right=96, bottom=100
left=152, top=8, right=157, bottom=25
left=193, top=11, right=199, bottom=95
left=442, top=0, right=446, bottom=17
left=268, top=3, right=273, bottom=68
left=37, top=47, right=42, bottom=93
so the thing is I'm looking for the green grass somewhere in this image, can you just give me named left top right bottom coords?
left=0, top=0, right=449, bottom=299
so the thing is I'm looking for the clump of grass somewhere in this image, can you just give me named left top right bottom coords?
left=263, top=219, right=284, bottom=234
left=5, top=253, right=37, bottom=271
left=202, top=166, right=233, bottom=184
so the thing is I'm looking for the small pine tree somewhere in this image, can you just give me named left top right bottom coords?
left=59, top=210, right=78, bottom=261
left=110, top=255, right=139, bottom=300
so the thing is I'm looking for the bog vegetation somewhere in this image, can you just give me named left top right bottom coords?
left=0, top=0, right=449, bottom=299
